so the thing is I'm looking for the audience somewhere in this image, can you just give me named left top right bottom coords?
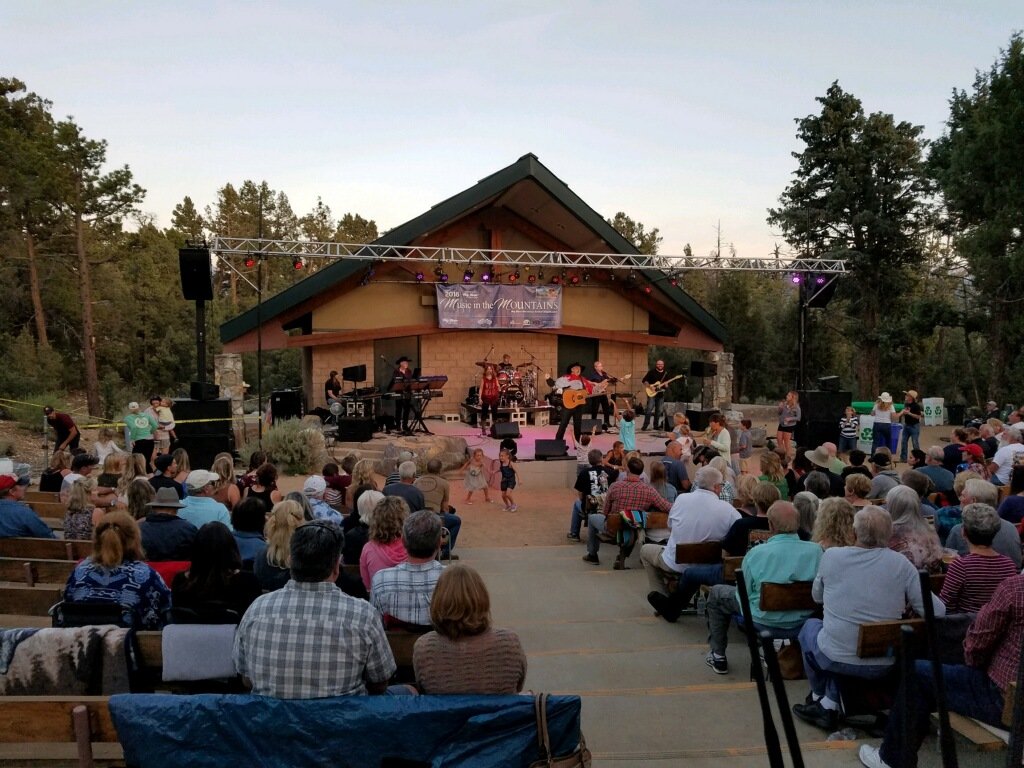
left=383, top=461, right=425, bottom=512
left=793, top=506, right=945, bottom=732
left=253, top=499, right=304, bottom=591
left=793, top=491, right=820, bottom=535
left=234, top=520, right=396, bottom=698
left=803, top=471, right=831, bottom=501
left=231, top=497, right=268, bottom=564
left=172, top=521, right=261, bottom=621
left=660, top=441, right=691, bottom=493
left=62, top=478, right=99, bottom=541
left=350, top=459, right=378, bottom=491
left=843, top=473, right=872, bottom=508
left=708, top=456, right=735, bottom=503
left=867, top=452, right=899, bottom=499
left=567, top=449, right=616, bottom=542
left=939, top=503, right=1018, bottom=614
left=811, top=497, right=856, bottom=549
left=93, top=454, right=122, bottom=510
left=38, top=450, right=72, bottom=493
left=946, top=479, right=1022, bottom=568
left=63, top=512, right=171, bottom=629
left=303, top=475, right=343, bottom=523
left=243, top=462, right=283, bottom=511
left=138, top=486, right=198, bottom=561
left=322, top=460, right=352, bottom=509
left=343, top=488, right=381, bottom=568
left=997, top=465, right=1024, bottom=524
left=703, top=502, right=822, bottom=675
left=116, top=454, right=148, bottom=507
left=180, top=469, right=233, bottom=530
left=370, top=510, right=444, bottom=630
left=125, top=477, right=156, bottom=520
left=840, top=449, right=872, bottom=480
left=149, top=453, right=185, bottom=499
left=918, top=446, right=955, bottom=495
left=989, top=426, right=1024, bottom=486
left=0, top=473, right=55, bottom=539
left=360, top=496, right=410, bottom=590
left=803, top=447, right=844, bottom=496
left=732, top=474, right=758, bottom=516
left=413, top=565, right=527, bottom=694
left=414, top=459, right=462, bottom=558
left=885, top=485, right=943, bottom=573
left=284, top=490, right=314, bottom=522
left=758, top=451, right=789, bottom=500
left=211, top=454, right=241, bottom=511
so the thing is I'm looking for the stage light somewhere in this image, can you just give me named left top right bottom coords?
left=582, top=272, right=590, bottom=283
left=551, top=275, right=561, bottom=285
left=509, top=270, right=520, bottom=283
left=569, top=274, right=580, bottom=286
left=670, top=277, right=679, bottom=287
left=815, top=275, right=827, bottom=285
left=440, top=273, right=449, bottom=283
left=790, top=274, right=802, bottom=284
left=527, top=274, right=537, bottom=284
left=244, top=255, right=256, bottom=268
left=628, top=270, right=636, bottom=282
left=644, top=285, right=652, bottom=294
left=292, top=257, right=305, bottom=270
left=434, top=264, right=444, bottom=278
left=463, top=268, right=474, bottom=283
left=609, top=272, right=616, bottom=282
left=481, top=271, right=492, bottom=283
left=537, top=269, right=545, bottom=281
left=415, top=271, right=425, bottom=282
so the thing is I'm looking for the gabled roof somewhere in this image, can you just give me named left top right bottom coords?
left=220, top=154, right=725, bottom=343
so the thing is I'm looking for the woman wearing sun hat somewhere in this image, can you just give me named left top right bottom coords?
left=898, top=390, right=924, bottom=462
left=872, top=392, right=896, bottom=453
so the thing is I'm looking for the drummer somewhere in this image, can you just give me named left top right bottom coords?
left=498, top=354, right=515, bottom=374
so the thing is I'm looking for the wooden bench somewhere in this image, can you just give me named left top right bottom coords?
left=603, top=512, right=668, bottom=536
left=758, top=581, right=816, bottom=612
left=24, top=491, right=61, bottom=504
left=28, top=500, right=66, bottom=518
left=0, top=556, right=77, bottom=586
left=856, top=618, right=926, bottom=659
left=674, top=541, right=723, bottom=565
left=0, top=537, right=92, bottom=560
left=722, top=556, right=743, bottom=583
left=0, top=696, right=120, bottom=766
left=0, top=584, right=63, bottom=618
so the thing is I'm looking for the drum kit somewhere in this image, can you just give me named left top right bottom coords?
left=475, top=357, right=541, bottom=407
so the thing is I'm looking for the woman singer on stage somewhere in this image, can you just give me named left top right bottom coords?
left=479, top=365, right=500, bottom=430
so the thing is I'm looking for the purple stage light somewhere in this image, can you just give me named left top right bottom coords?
left=815, top=276, right=827, bottom=285
left=415, top=271, right=424, bottom=282
left=790, top=275, right=802, bottom=284
left=481, top=272, right=492, bottom=283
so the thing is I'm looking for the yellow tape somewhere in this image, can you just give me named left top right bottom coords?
left=76, top=416, right=243, bottom=429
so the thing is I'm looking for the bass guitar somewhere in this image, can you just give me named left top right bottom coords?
left=644, top=374, right=683, bottom=398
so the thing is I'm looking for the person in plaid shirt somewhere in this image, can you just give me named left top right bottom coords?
left=860, top=571, right=1024, bottom=767
left=233, top=520, right=396, bottom=698
left=371, top=510, right=445, bottom=630
left=582, top=456, right=670, bottom=570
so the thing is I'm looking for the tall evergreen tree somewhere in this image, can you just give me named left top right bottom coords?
left=170, top=196, right=205, bottom=240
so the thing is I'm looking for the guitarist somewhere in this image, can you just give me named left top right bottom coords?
left=641, top=359, right=670, bottom=432
left=586, top=361, right=615, bottom=430
left=551, top=363, right=593, bottom=446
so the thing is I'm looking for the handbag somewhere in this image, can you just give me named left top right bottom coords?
left=529, top=693, right=592, bottom=767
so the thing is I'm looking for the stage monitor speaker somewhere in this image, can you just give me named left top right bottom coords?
left=490, top=422, right=521, bottom=439
left=580, top=419, right=604, bottom=435
left=535, top=439, right=569, bottom=460
left=271, top=389, right=304, bottom=423
left=178, top=247, right=214, bottom=301
left=690, top=361, right=718, bottom=378
left=797, top=390, right=852, bottom=423
left=337, top=418, right=375, bottom=443
left=686, top=408, right=718, bottom=432
left=817, top=375, right=840, bottom=392
left=190, top=381, right=220, bottom=401
left=342, top=364, right=367, bottom=383
left=170, top=398, right=234, bottom=469
left=795, top=420, right=839, bottom=450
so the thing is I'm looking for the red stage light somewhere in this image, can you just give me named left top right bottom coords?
left=527, top=274, right=537, bottom=284
left=570, top=275, right=580, bottom=285
left=551, top=276, right=561, bottom=285
left=293, top=257, right=305, bottom=270
left=644, top=285, right=652, bottom=294
left=244, top=256, right=256, bottom=268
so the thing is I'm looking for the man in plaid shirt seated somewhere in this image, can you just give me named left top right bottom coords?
left=371, top=510, right=445, bottom=630
left=234, top=521, right=396, bottom=698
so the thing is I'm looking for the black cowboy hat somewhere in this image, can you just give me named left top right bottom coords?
left=396, top=356, right=411, bottom=365
left=566, top=362, right=583, bottom=373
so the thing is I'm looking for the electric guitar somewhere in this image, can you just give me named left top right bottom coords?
left=592, top=373, right=632, bottom=395
left=644, top=374, right=683, bottom=398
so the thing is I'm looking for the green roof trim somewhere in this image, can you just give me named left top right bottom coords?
left=220, top=153, right=725, bottom=343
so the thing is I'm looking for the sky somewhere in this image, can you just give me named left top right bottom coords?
left=2, top=1, right=1021, bottom=260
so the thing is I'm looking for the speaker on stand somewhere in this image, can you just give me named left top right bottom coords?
left=171, top=398, right=234, bottom=469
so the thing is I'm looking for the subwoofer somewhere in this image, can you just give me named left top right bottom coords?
left=170, top=398, right=234, bottom=469
left=337, top=418, right=375, bottom=442
left=490, top=422, right=521, bottom=439
left=535, top=439, right=569, bottom=460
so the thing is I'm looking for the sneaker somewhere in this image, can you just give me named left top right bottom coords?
left=566, top=533, right=581, bottom=541
left=646, top=591, right=681, bottom=623
left=705, top=651, right=728, bottom=675
left=613, top=556, right=629, bottom=570
left=581, top=554, right=600, bottom=565
left=858, top=744, right=891, bottom=768
left=509, top=504, right=518, bottom=512
left=792, top=701, right=839, bottom=731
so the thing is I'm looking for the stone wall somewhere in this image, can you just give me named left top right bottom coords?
left=214, top=353, right=246, bottom=445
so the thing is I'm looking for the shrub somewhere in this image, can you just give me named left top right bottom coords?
left=239, top=418, right=328, bottom=475
left=0, top=392, right=74, bottom=434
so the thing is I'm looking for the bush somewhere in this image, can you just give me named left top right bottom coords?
left=0, top=392, right=74, bottom=434
left=0, top=332, right=64, bottom=400
left=239, top=418, right=328, bottom=475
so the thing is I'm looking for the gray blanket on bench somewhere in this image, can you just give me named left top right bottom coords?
left=0, top=626, right=131, bottom=695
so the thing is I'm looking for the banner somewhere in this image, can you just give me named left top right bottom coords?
left=435, top=284, right=562, bottom=329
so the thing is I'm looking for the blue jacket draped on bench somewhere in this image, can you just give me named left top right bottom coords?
left=109, top=692, right=583, bottom=768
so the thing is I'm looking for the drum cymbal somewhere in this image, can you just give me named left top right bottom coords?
left=475, top=361, right=492, bottom=368
left=515, top=361, right=532, bottom=368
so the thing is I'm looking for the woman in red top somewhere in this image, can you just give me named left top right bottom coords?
left=479, top=365, right=501, bottom=429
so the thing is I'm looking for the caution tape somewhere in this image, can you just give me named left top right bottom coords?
left=0, top=398, right=250, bottom=430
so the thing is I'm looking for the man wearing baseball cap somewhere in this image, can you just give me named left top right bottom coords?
left=179, top=469, right=232, bottom=530
left=303, top=475, right=342, bottom=524
left=897, top=390, right=923, bottom=463
left=43, top=406, right=79, bottom=452
left=0, top=474, right=56, bottom=539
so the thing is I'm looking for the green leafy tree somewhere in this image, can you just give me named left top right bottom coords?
left=53, top=119, right=145, bottom=415
left=929, top=34, right=1024, bottom=399
left=300, top=196, right=336, bottom=242
left=335, top=212, right=378, bottom=244
left=607, top=211, right=661, bottom=255
left=768, top=82, right=933, bottom=396
left=170, top=196, right=205, bottom=241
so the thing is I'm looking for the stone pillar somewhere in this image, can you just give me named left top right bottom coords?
left=708, top=351, right=734, bottom=409
left=214, top=353, right=246, bottom=446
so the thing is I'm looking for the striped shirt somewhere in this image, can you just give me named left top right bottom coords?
left=940, top=553, right=1019, bottom=614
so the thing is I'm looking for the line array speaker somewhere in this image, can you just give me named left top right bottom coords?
left=178, top=248, right=214, bottom=301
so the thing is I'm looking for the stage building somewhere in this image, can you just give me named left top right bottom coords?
left=220, top=154, right=725, bottom=413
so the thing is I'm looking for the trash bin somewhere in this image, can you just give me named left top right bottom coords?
left=888, top=423, right=903, bottom=453
left=857, top=415, right=874, bottom=454
left=946, top=404, right=965, bottom=426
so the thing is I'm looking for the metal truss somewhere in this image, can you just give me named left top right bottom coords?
left=208, top=237, right=847, bottom=274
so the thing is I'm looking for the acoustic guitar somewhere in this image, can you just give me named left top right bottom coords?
left=644, top=374, right=683, bottom=398
left=561, top=389, right=599, bottom=410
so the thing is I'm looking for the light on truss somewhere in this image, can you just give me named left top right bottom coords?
left=790, top=274, right=802, bottom=284
left=569, top=274, right=580, bottom=286
left=244, top=255, right=256, bottom=268
left=292, top=257, right=305, bottom=270
left=481, top=271, right=492, bottom=283
left=527, top=273, right=537, bottom=284
left=415, top=271, right=425, bottom=282
left=463, top=268, right=474, bottom=283
left=509, top=270, right=520, bottom=283
left=439, top=273, right=449, bottom=284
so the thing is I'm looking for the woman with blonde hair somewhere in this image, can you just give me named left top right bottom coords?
left=413, top=565, right=527, bottom=694
left=811, top=497, right=856, bottom=549
left=253, top=499, right=304, bottom=591
left=844, top=473, right=872, bottom=508
left=39, top=450, right=72, bottom=493
left=758, top=451, right=789, bottom=501
left=777, top=390, right=801, bottom=459
left=359, top=496, right=409, bottom=590
left=93, top=453, right=123, bottom=511
left=649, top=460, right=678, bottom=505
left=872, top=392, right=896, bottom=452
left=351, top=459, right=378, bottom=491
left=125, top=478, right=155, bottom=520
left=211, top=455, right=241, bottom=511
left=62, top=512, right=170, bottom=629
left=63, top=478, right=99, bottom=541
left=171, top=448, right=191, bottom=486
left=733, top=474, right=759, bottom=516
left=116, top=453, right=148, bottom=504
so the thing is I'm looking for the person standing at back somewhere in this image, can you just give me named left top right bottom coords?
left=872, top=393, right=895, bottom=453
left=641, top=359, right=670, bottom=432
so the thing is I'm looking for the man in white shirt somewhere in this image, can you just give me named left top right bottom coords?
left=640, top=466, right=740, bottom=597
left=989, top=427, right=1023, bottom=486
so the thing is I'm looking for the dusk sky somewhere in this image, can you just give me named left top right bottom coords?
left=3, top=2, right=1020, bottom=260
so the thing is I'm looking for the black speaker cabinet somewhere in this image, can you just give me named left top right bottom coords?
left=171, top=398, right=234, bottom=469
left=270, top=389, right=304, bottom=423
left=490, top=422, right=521, bottom=439
left=581, top=419, right=604, bottom=435
left=797, top=390, right=852, bottom=423
left=342, top=364, right=367, bottom=383
left=337, top=418, right=375, bottom=442
left=817, top=375, right=841, bottom=392
left=190, top=381, right=220, bottom=401
left=535, top=439, right=569, bottom=460
left=795, top=420, right=840, bottom=450
left=690, top=361, right=718, bottom=378
left=686, top=408, right=718, bottom=432
left=178, top=248, right=214, bottom=301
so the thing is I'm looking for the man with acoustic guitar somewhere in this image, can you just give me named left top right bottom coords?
left=550, top=363, right=593, bottom=446
left=641, top=360, right=682, bottom=432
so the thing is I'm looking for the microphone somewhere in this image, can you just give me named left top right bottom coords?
left=380, top=354, right=387, bottom=362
